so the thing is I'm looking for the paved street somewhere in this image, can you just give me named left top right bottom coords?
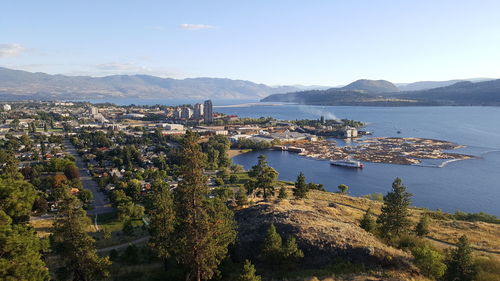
left=64, top=139, right=115, bottom=215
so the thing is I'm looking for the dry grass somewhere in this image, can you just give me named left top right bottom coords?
left=305, top=189, right=500, bottom=255
left=30, top=217, right=55, bottom=238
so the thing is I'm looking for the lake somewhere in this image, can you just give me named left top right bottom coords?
left=218, top=104, right=500, bottom=216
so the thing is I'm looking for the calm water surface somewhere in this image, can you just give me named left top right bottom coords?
left=220, top=104, right=500, bottom=215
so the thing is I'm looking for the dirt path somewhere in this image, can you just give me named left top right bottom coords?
left=97, top=236, right=150, bottom=253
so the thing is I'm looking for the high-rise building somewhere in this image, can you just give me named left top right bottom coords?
left=193, top=103, right=204, bottom=119
left=90, top=106, right=99, bottom=116
left=203, top=100, right=213, bottom=123
left=173, top=107, right=182, bottom=119
left=181, top=107, right=193, bottom=119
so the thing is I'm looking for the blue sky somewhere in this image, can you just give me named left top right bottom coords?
left=1, top=0, right=500, bottom=85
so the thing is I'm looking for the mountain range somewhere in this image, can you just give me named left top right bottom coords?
left=1, top=67, right=499, bottom=105
left=262, top=79, right=500, bottom=106
left=0, top=67, right=300, bottom=100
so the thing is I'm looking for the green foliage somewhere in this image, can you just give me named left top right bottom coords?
left=293, top=172, right=308, bottom=199
left=0, top=178, right=38, bottom=224
left=204, top=135, right=232, bottom=169
left=444, top=235, right=477, bottom=281
left=360, top=208, right=376, bottom=233
left=238, top=260, right=261, bottom=281
left=337, top=184, right=349, bottom=194
left=261, top=224, right=283, bottom=264
left=0, top=210, right=49, bottom=281
left=172, top=131, right=237, bottom=281
left=377, top=178, right=412, bottom=238
left=412, top=244, right=446, bottom=280
left=282, top=236, right=304, bottom=265
left=247, top=155, right=278, bottom=200
left=415, top=214, right=430, bottom=237
left=235, top=187, right=248, bottom=207
left=148, top=183, right=175, bottom=263
left=362, top=192, right=384, bottom=202
left=52, top=195, right=111, bottom=281
left=117, top=201, right=145, bottom=222
left=278, top=186, right=288, bottom=199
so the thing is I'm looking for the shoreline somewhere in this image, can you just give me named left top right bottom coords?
left=228, top=149, right=253, bottom=159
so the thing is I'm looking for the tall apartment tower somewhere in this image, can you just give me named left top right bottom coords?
left=203, top=100, right=213, bottom=123
left=181, top=107, right=193, bottom=119
left=193, top=103, right=204, bottom=119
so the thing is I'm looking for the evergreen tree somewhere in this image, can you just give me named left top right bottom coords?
left=360, top=208, right=377, bottom=233
left=261, top=224, right=282, bottom=264
left=278, top=186, right=288, bottom=199
left=52, top=195, right=111, bottom=281
left=444, top=235, right=477, bottom=281
left=293, top=172, right=308, bottom=199
left=415, top=214, right=430, bottom=237
left=173, top=131, right=236, bottom=281
left=238, top=260, right=261, bottom=281
left=377, top=178, right=412, bottom=238
left=248, top=155, right=278, bottom=200
left=235, top=186, right=248, bottom=207
left=282, top=236, right=304, bottom=265
left=148, top=183, right=175, bottom=267
left=0, top=210, right=49, bottom=281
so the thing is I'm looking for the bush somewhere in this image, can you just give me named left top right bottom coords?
left=412, top=245, right=446, bottom=280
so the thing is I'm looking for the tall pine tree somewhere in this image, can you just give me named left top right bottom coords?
left=173, top=131, right=236, bottom=281
left=247, top=155, right=278, bottom=200
left=293, top=172, right=308, bottom=199
left=52, top=194, right=111, bottom=281
left=377, top=178, right=412, bottom=238
left=444, top=235, right=477, bottom=281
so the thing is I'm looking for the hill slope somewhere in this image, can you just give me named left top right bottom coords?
left=0, top=67, right=299, bottom=100
left=342, top=79, right=399, bottom=93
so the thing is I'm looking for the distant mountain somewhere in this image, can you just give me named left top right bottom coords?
left=0, top=67, right=301, bottom=100
left=397, top=78, right=494, bottom=91
left=341, top=79, right=399, bottom=93
left=262, top=79, right=500, bottom=106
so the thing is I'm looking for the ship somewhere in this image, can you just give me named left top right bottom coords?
left=330, top=159, right=364, bottom=168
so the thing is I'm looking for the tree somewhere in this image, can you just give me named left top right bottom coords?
left=52, top=195, right=111, bottom=281
left=78, top=189, right=93, bottom=209
left=248, top=155, right=278, bottom=200
left=444, top=235, right=477, bottom=281
left=148, top=183, right=175, bottom=267
left=282, top=236, right=304, bottom=265
left=0, top=211, right=49, bottom=281
left=278, top=186, right=288, bottom=199
left=173, top=131, right=236, bottom=281
left=360, top=208, right=377, bottom=233
left=261, top=224, right=282, bottom=264
left=412, top=244, right=446, bottom=280
left=235, top=187, right=248, bottom=207
left=338, top=184, right=349, bottom=194
left=293, top=172, right=308, bottom=199
left=238, top=260, right=261, bottom=281
left=0, top=178, right=37, bottom=224
left=117, top=201, right=145, bottom=222
left=377, top=178, right=412, bottom=238
left=415, top=215, right=430, bottom=237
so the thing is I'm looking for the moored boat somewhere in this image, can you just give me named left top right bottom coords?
left=330, top=159, right=364, bottom=168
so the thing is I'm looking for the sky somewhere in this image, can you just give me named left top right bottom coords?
left=1, top=0, right=500, bottom=86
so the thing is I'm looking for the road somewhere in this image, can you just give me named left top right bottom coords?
left=64, top=139, right=115, bottom=215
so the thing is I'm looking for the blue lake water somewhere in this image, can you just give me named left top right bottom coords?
left=218, top=104, right=500, bottom=216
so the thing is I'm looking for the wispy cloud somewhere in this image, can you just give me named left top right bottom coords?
left=179, top=23, right=216, bottom=30
left=0, top=43, right=25, bottom=58
left=77, top=62, right=186, bottom=78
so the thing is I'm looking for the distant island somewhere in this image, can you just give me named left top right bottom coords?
left=262, top=79, right=500, bottom=106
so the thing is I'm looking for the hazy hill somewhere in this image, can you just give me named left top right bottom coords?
left=0, top=67, right=300, bottom=100
left=341, top=79, right=399, bottom=93
left=397, top=78, right=494, bottom=91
